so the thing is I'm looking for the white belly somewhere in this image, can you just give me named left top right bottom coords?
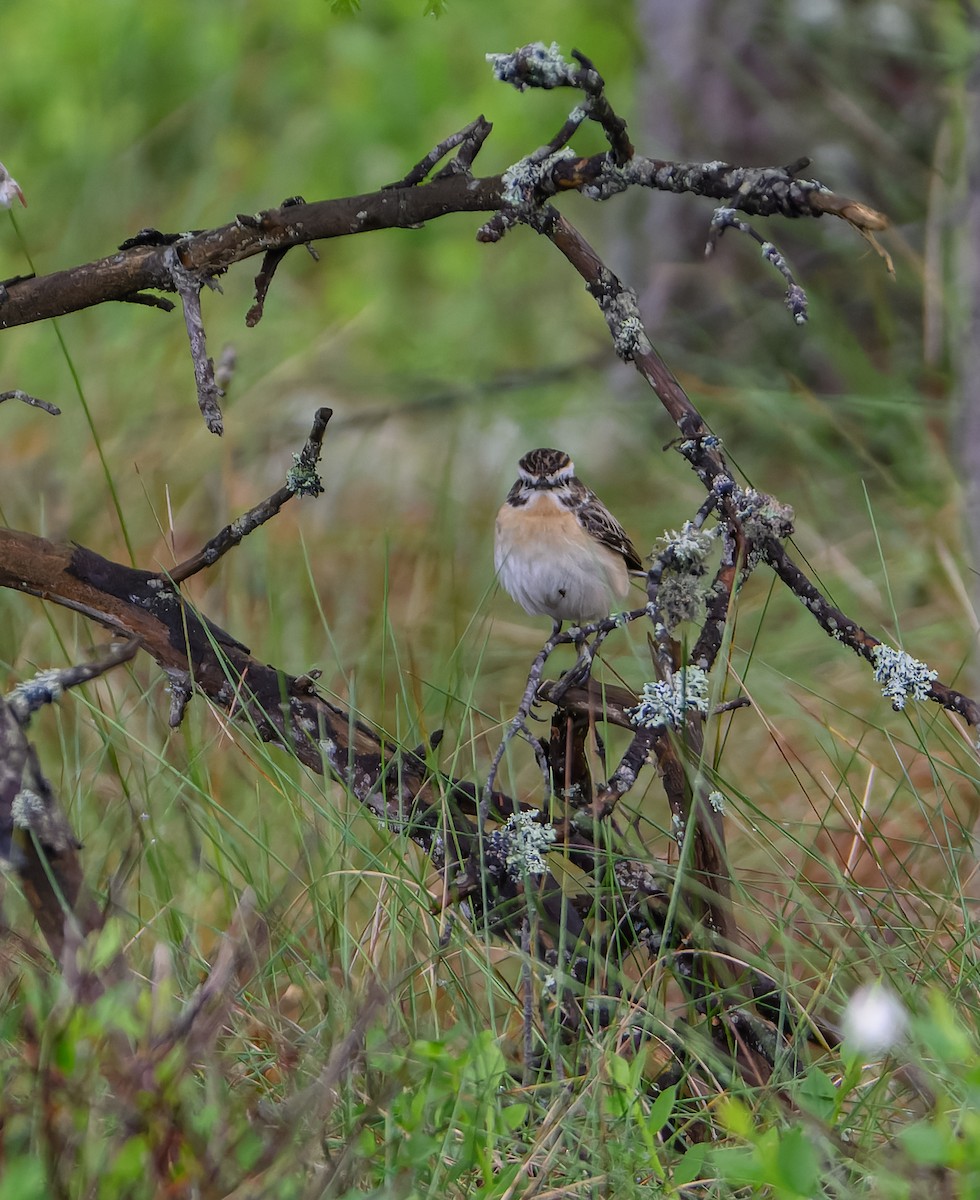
left=494, top=494, right=628, bottom=624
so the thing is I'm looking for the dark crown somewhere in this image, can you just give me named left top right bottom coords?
left=517, top=447, right=574, bottom=484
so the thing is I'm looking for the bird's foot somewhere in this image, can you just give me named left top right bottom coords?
left=550, top=645, right=594, bottom=703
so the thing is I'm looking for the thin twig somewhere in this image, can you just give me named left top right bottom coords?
left=389, top=116, right=493, bottom=187
left=0, top=389, right=60, bottom=416
left=481, top=633, right=558, bottom=824
left=169, top=407, right=331, bottom=584
left=487, top=43, right=633, bottom=164
left=246, top=248, right=289, bottom=327
left=6, top=639, right=140, bottom=722
left=569, top=49, right=633, bottom=164
left=166, top=245, right=224, bottom=434
left=113, top=292, right=175, bottom=312
left=707, top=207, right=808, bottom=324
left=245, top=197, right=312, bottom=327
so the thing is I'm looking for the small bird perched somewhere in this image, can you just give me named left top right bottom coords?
left=495, top=447, right=642, bottom=633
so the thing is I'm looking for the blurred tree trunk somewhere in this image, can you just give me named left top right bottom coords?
left=632, top=0, right=768, bottom=329
left=958, top=29, right=980, bottom=660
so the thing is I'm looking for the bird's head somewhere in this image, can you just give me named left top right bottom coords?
left=516, top=448, right=575, bottom=489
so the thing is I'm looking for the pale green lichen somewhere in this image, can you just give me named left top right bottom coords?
left=613, top=315, right=647, bottom=359
left=871, top=644, right=937, bottom=711
left=736, top=489, right=795, bottom=542
left=499, top=147, right=576, bottom=206
left=486, top=42, right=570, bottom=91
left=8, top=668, right=64, bottom=717
left=286, top=454, right=324, bottom=497
left=656, top=573, right=705, bottom=631
left=490, top=810, right=557, bottom=879
left=671, top=812, right=686, bottom=845
left=630, top=667, right=710, bottom=730
left=12, top=788, right=46, bottom=827
left=658, top=523, right=716, bottom=569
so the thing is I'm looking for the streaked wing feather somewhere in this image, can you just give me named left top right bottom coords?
left=577, top=490, right=643, bottom=570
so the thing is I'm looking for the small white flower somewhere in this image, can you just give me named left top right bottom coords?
left=842, top=983, right=908, bottom=1054
left=0, top=161, right=25, bottom=209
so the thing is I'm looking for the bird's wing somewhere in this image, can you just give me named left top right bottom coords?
left=578, top=491, right=643, bottom=571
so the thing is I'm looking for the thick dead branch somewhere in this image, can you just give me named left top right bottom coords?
left=0, top=177, right=503, bottom=330
left=0, top=528, right=485, bottom=869
left=0, top=45, right=886, bottom=447
left=0, top=153, right=884, bottom=340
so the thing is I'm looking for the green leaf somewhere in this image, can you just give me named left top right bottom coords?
left=718, top=1096, right=754, bottom=1139
left=673, top=1142, right=708, bottom=1187
left=796, top=1066, right=837, bottom=1122
left=90, top=917, right=127, bottom=972
left=646, top=1084, right=677, bottom=1136
left=0, top=1158, right=47, bottom=1200
left=712, top=1145, right=766, bottom=1188
left=461, top=1031, right=506, bottom=1089
left=775, top=1125, right=820, bottom=1196
left=500, top=1102, right=529, bottom=1131
left=52, top=1029, right=76, bottom=1073
left=606, top=1052, right=632, bottom=1089
left=234, top=1129, right=265, bottom=1171
left=103, top=1136, right=150, bottom=1188
left=899, top=1120, right=953, bottom=1167
left=604, top=1054, right=634, bottom=1119
left=356, top=1127, right=377, bottom=1158
left=917, top=992, right=975, bottom=1063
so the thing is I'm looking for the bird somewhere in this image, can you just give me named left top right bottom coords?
left=494, top=447, right=642, bottom=636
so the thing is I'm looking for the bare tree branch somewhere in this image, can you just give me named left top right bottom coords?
left=0, top=640, right=138, bottom=959
left=0, top=43, right=927, bottom=1089
left=0, top=161, right=884, bottom=337
left=0, top=389, right=60, bottom=415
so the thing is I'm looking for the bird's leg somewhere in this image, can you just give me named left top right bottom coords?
left=550, top=628, right=595, bottom=701
left=571, top=628, right=591, bottom=680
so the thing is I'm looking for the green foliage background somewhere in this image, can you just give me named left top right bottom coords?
left=0, top=0, right=978, bottom=1195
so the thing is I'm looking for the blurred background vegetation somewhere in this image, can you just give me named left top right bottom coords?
left=1, top=0, right=978, bottom=1193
